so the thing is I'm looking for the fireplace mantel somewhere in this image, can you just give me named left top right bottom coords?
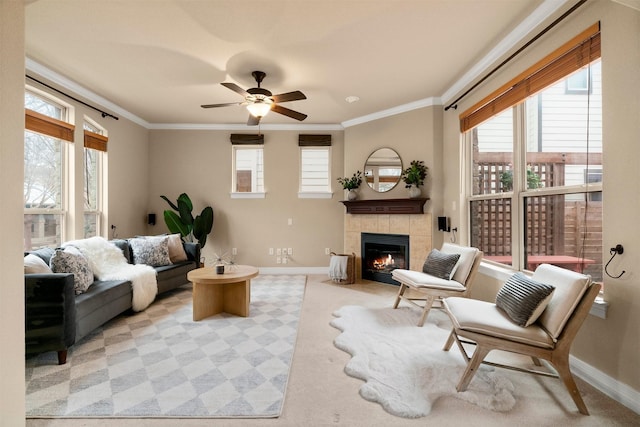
left=341, top=198, right=429, bottom=215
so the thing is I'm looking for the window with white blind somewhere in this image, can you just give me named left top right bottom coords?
left=82, top=118, right=105, bottom=238
left=299, top=146, right=331, bottom=198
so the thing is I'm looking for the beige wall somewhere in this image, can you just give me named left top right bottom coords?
left=442, top=0, right=640, bottom=393
left=147, top=129, right=345, bottom=267
left=344, top=106, right=445, bottom=248
left=1, top=2, right=26, bottom=426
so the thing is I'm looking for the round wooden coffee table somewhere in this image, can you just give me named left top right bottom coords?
left=187, top=265, right=259, bottom=321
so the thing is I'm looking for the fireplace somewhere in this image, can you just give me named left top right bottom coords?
left=361, top=232, right=409, bottom=285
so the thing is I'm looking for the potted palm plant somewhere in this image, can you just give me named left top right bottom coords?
left=160, top=193, right=214, bottom=248
left=401, top=160, right=428, bottom=198
left=337, top=170, right=363, bottom=200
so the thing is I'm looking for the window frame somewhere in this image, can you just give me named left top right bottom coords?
left=82, top=117, right=106, bottom=238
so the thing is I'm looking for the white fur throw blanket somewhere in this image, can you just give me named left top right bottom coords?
left=65, top=236, right=157, bottom=311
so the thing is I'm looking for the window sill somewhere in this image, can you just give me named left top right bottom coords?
left=298, top=191, right=333, bottom=199
left=479, top=261, right=608, bottom=319
left=230, top=192, right=266, bottom=199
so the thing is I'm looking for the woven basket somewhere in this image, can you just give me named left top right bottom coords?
left=330, top=252, right=356, bottom=284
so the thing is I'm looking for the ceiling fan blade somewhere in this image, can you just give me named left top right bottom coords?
left=271, top=90, right=306, bottom=103
left=221, top=82, right=249, bottom=97
left=201, top=102, right=241, bottom=108
left=271, top=104, right=307, bottom=121
left=247, top=114, right=260, bottom=126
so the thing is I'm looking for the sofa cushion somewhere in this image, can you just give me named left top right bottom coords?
left=391, top=269, right=466, bottom=291
left=422, top=249, right=460, bottom=280
left=441, top=243, right=479, bottom=285
left=25, top=247, right=55, bottom=265
left=444, top=297, right=555, bottom=349
left=110, top=239, right=132, bottom=264
left=24, top=253, right=53, bottom=274
left=496, top=272, right=555, bottom=327
left=129, top=236, right=171, bottom=266
left=166, top=234, right=188, bottom=263
left=531, top=264, right=591, bottom=341
left=50, top=246, right=94, bottom=295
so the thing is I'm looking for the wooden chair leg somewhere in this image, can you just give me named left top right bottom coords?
left=417, top=295, right=435, bottom=326
left=443, top=330, right=456, bottom=351
left=393, top=283, right=407, bottom=309
left=457, top=344, right=491, bottom=392
left=57, top=349, right=68, bottom=365
left=552, top=356, right=590, bottom=415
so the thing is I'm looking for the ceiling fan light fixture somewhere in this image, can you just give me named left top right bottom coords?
left=246, top=100, right=272, bottom=118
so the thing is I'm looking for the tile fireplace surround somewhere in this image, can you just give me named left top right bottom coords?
left=344, top=212, right=432, bottom=282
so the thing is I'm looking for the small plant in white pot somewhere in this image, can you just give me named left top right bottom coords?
left=401, top=160, right=428, bottom=198
left=337, top=171, right=363, bottom=200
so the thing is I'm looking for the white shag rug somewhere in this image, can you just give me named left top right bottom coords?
left=330, top=305, right=516, bottom=418
left=65, top=236, right=157, bottom=311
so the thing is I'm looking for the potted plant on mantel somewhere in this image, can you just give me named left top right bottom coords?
left=337, top=170, right=363, bottom=201
left=401, top=160, right=428, bottom=198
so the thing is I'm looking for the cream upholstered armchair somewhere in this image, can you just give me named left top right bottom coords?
left=442, top=263, right=598, bottom=415
left=391, top=243, right=483, bottom=326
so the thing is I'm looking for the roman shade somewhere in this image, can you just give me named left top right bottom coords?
left=460, top=22, right=601, bottom=132
left=25, top=109, right=75, bottom=142
left=298, top=134, right=332, bottom=146
left=230, top=134, right=264, bottom=145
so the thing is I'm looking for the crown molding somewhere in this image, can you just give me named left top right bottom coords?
left=341, top=97, right=441, bottom=128
left=148, top=122, right=344, bottom=131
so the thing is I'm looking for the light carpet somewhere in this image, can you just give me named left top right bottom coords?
left=330, top=305, right=516, bottom=418
left=25, top=274, right=306, bottom=418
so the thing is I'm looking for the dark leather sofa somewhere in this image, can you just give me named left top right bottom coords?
left=25, top=239, right=200, bottom=364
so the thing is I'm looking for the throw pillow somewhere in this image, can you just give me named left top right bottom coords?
left=422, top=249, right=461, bottom=280
left=496, top=272, right=556, bottom=327
left=50, top=246, right=94, bottom=295
left=24, top=253, right=53, bottom=274
left=129, top=236, right=171, bottom=267
left=166, top=233, right=188, bottom=263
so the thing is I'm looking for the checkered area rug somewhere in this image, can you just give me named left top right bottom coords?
left=25, top=274, right=306, bottom=418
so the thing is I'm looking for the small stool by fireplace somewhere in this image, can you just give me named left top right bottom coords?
left=361, top=232, right=409, bottom=285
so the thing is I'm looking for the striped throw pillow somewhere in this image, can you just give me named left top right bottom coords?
left=422, top=249, right=460, bottom=280
left=496, top=272, right=555, bottom=327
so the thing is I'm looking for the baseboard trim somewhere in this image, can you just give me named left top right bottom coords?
left=570, top=355, right=640, bottom=415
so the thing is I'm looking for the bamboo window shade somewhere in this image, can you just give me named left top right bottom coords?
left=460, top=22, right=601, bottom=133
left=25, top=109, right=75, bottom=142
left=84, top=130, right=108, bottom=152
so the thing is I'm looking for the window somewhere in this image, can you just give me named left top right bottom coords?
left=83, top=118, right=106, bottom=238
left=463, top=26, right=602, bottom=283
left=24, top=89, right=70, bottom=250
left=232, top=145, right=264, bottom=195
left=300, top=147, right=330, bottom=194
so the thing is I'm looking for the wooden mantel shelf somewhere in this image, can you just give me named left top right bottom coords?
left=341, top=198, right=429, bottom=214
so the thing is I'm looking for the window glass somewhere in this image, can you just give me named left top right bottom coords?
left=82, top=119, right=104, bottom=238
left=233, top=146, right=264, bottom=193
left=468, top=59, right=603, bottom=282
left=524, top=193, right=602, bottom=281
left=300, top=147, right=330, bottom=193
left=471, top=109, right=513, bottom=195
left=24, top=91, right=66, bottom=250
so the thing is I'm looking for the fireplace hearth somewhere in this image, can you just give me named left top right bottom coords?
left=361, top=232, right=409, bottom=285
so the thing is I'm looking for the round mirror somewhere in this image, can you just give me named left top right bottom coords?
left=364, top=148, right=402, bottom=192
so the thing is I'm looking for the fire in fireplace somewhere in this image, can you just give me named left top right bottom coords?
left=361, top=232, right=409, bottom=285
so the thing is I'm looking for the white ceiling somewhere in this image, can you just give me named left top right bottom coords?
left=25, top=0, right=574, bottom=128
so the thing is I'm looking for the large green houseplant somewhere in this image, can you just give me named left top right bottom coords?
left=160, top=193, right=214, bottom=248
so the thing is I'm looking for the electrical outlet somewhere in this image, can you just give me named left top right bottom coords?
left=276, top=248, right=282, bottom=255
left=232, top=248, right=237, bottom=255
left=269, top=248, right=274, bottom=255
left=287, top=248, right=292, bottom=255
left=282, top=256, right=288, bottom=264
left=276, top=257, right=281, bottom=264
left=288, top=218, right=293, bottom=226
left=325, top=248, right=331, bottom=255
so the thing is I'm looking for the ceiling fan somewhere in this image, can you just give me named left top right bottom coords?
left=201, top=71, right=307, bottom=125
